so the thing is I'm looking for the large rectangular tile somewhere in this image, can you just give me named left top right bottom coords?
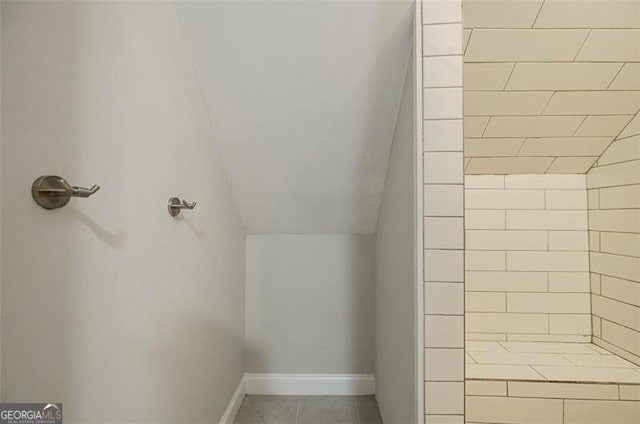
left=549, top=314, right=592, bottom=335
left=465, top=380, right=507, bottom=396
left=547, top=157, right=598, bottom=173
left=465, top=189, right=545, bottom=209
left=507, top=251, right=589, bottom=271
left=563, top=353, right=638, bottom=368
left=587, top=160, right=640, bottom=189
left=464, top=116, right=489, bottom=137
left=518, top=137, right=612, bottom=157
left=464, top=91, right=553, bottom=116
left=464, top=210, right=505, bottom=229
left=590, top=251, right=640, bottom=281
left=597, top=135, right=640, bottom=167
left=425, top=382, right=463, bottom=415
left=466, top=292, right=506, bottom=312
left=424, top=249, right=464, bottom=282
left=468, top=351, right=573, bottom=366
left=424, top=185, right=464, bottom=217
left=463, top=0, right=542, bottom=28
left=499, top=342, right=598, bottom=354
left=423, top=23, right=463, bottom=56
left=424, top=348, right=464, bottom=381
left=484, top=116, right=584, bottom=138
left=508, top=381, right=619, bottom=400
left=465, top=271, right=548, bottom=292
left=466, top=250, right=506, bottom=271
left=507, top=293, right=590, bottom=313
left=424, top=88, right=463, bottom=119
left=424, top=152, right=463, bottom=183
left=576, top=29, right=640, bottom=62
left=466, top=230, right=547, bottom=250
left=425, top=217, right=464, bottom=249
left=466, top=396, right=563, bottom=424
left=544, top=91, right=640, bottom=115
left=466, top=157, right=553, bottom=174
left=506, top=63, right=622, bottom=91
left=575, top=115, right=635, bottom=137
left=592, top=295, right=640, bottom=331
left=425, top=315, right=464, bottom=348
left=466, top=364, right=545, bottom=380
left=422, top=0, right=461, bottom=24
left=424, top=119, right=463, bottom=152
left=600, top=320, right=640, bottom=360
left=506, top=210, right=588, bottom=230
left=545, top=190, right=588, bottom=210
left=464, top=138, right=524, bottom=157
left=610, top=63, right=640, bottom=90
left=466, top=341, right=508, bottom=352
left=505, top=174, right=586, bottom=189
left=601, top=275, right=640, bottom=307
left=535, top=0, right=640, bottom=29
left=600, top=231, right=640, bottom=258
left=533, top=365, right=640, bottom=384
left=564, top=399, right=640, bottom=424
left=548, top=231, right=589, bottom=251
left=589, top=209, right=640, bottom=233
left=463, top=63, right=514, bottom=90
left=423, top=56, right=462, bottom=88
left=466, top=313, right=548, bottom=334
left=465, top=29, right=588, bottom=62
left=425, top=282, right=464, bottom=315
left=548, top=272, right=590, bottom=293
left=464, top=175, right=505, bottom=189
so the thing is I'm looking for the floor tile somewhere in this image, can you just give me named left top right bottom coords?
left=562, top=354, right=638, bottom=368
left=234, top=395, right=299, bottom=424
left=466, top=341, right=509, bottom=352
left=499, top=342, right=597, bottom=354
left=466, top=364, right=546, bottom=380
left=533, top=366, right=640, bottom=384
left=469, top=351, right=574, bottom=366
left=355, top=396, right=382, bottom=424
left=297, top=396, right=358, bottom=424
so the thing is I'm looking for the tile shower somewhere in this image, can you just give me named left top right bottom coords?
left=464, top=130, right=640, bottom=423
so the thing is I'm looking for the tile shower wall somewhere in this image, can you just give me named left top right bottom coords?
left=465, top=174, right=591, bottom=342
left=421, top=1, right=465, bottom=423
left=587, top=115, right=640, bottom=365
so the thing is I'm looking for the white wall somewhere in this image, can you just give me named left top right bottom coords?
left=374, top=53, right=415, bottom=424
left=245, top=235, right=374, bottom=374
left=1, top=2, right=245, bottom=422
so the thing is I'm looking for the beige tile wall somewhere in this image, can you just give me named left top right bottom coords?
left=587, top=117, right=640, bottom=366
left=465, top=174, right=591, bottom=342
left=421, top=1, right=465, bottom=423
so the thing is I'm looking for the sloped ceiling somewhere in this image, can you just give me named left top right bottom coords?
left=462, top=0, right=640, bottom=174
left=174, top=0, right=413, bottom=234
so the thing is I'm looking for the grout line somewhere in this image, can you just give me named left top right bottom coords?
left=605, top=63, right=626, bottom=90
left=571, top=116, right=589, bottom=136
left=572, top=29, right=592, bottom=61
left=501, top=63, right=518, bottom=90
left=531, top=0, right=547, bottom=29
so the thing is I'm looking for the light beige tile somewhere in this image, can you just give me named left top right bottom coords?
left=533, top=366, right=640, bottom=384
left=535, top=0, right=640, bottom=29
left=618, top=113, right=640, bottom=139
left=465, top=29, right=589, bottom=62
left=424, top=152, right=463, bottom=184
left=465, top=189, right=545, bottom=209
left=588, top=189, right=599, bottom=209
left=463, top=63, right=514, bottom=91
left=508, top=381, right=619, bottom=400
left=508, top=293, right=590, bottom=313
left=424, top=249, right=464, bottom=282
left=585, top=344, right=612, bottom=355
left=506, top=63, right=622, bottom=91
left=500, top=341, right=598, bottom=354
left=425, top=348, right=464, bottom=381
left=593, top=316, right=602, bottom=338
left=620, top=385, right=640, bottom=401
left=423, top=56, right=462, bottom=88
left=464, top=91, right=553, bottom=116
left=425, top=382, right=463, bottom=415
left=424, top=88, right=463, bottom=119
left=462, top=0, right=542, bottom=28
left=464, top=210, right=505, bottom=229
left=484, top=116, right=584, bottom=138
left=425, top=217, right=464, bottom=249
left=507, top=251, right=589, bottom=271
left=599, top=184, right=640, bottom=210
left=564, top=399, right=640, bottom=424
left=425, top=414, right=463, bottom=424
left=464, top=175, right=504, bottom=189
left=505, top=174, right=586, bottom=189
left=466, top=157, right=553, bottom=174
left=563, top=354, right=637, bottom=368
left=466, top=250, right=505, bottom=271
left=423, top=23, right=463, bottom=56
left=544, top=91, right=640, bottom=115
left=548, top=231, right=589, bottom=251
left=549, top=314, right=592, bottom=335
left=576, top=29, right=640, bottom=62
left=425, top=315, right=464, bottom=348
left=466, top=396, right=563, bottom=424
left=548, top=272, right=590, bottom=293
left=587, top=159, right=640, bottom=189
left=575, top=115, right=635, bottom=137
left=599, top=321, right=640, bottom=361
left=610, top=63, right=640, bottom=90
left=547, top=157, right=598, bottom=174
left=597, top=135, right=640, bottom=167
left=466, top=292, right=506, bottom=312
left=465, top=380, right=507, bottom=396
left=424, top=119, right=464, bottom=152
left=507, top=210, right=588, bottom=230
left=466, top=352, right=476, bottom=364
left=518, top=137, right=612, bottom=157
left=467, top=333, right=508, bottom=341
left=465, top=271, right=548, bottom=292
left=466, top=313, right=548, bottom=334
left=589, top=230, right=601, bottom=252
left=591, top=273, right=602, bottom=294
left=466, top=364, right=545, bottom=380
left=508, top=334, right=592, bottom=343
left=592, top=294, right=640, bottom=331
left=463, top=29, right=472, bottom=54
left=466, top=230, right=547, bottom=250
left=466, top=341, right=508, bottom=352
left=425, top=282, right=464, bottom=315
left=424, top=184, right=464, bottom=217
left=469, top=351, right=573, bottom=366
left=590, top=251, right=640, bottom=281
left=601, top=275, right=640, bottom=307
left=546, top=190, right=588, bottom=210
left=464, top=138, right=524, bottom=157
left=422, top=0, right=461, bottom=24
left=589, top=210, right=640, bottom=233
left=463, top=116, right=489, bottom=137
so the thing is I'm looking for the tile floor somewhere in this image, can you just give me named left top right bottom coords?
left=466, top=341, right=640, bottom=384
left=233, top=395, right=382, bottom=424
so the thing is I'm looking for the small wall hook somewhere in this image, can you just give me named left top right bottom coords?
left=32, top=175, right=100, bottom=209
left=168, top=197, right=197, bottom=217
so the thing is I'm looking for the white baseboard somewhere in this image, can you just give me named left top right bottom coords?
left=244, top=373, right=375, bottom=396
left=219, top=375, right=246, bottom=424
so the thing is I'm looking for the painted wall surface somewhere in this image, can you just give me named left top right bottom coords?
left=245, top=235, right=374, bottom=374
left=374, top=50, right=416, bottom=424
left=587, top=115, right=640, bottom=365
left=1, top=2, right=245, bottom=422
left=465, top=174, right=591, bottom=343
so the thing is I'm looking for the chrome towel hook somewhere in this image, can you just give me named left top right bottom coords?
left=168, top=197, right=197, bottom=217
left=32, top=175, right=100, bottom=209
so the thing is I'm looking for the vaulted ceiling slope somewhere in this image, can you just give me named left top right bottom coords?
left=175, top=1, right=413, bottom=234
left=462, top=0, right=640, bottom=174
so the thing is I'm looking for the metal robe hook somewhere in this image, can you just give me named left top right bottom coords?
left=168, top=197, right=197, bottom=217
left=32, top=175, right=101, bottom=209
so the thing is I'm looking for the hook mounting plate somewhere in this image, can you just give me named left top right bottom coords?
left=32, top=175, right=72, bottom=209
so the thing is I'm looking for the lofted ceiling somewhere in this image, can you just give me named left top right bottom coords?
left=174, top=0, right=413, bottom=234
left=462, top=0, right=640, bottom=174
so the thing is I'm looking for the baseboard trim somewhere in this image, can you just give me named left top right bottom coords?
left=219, top=375, right=246, bottom=424
left=244, top=373, right=375, bottom=396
